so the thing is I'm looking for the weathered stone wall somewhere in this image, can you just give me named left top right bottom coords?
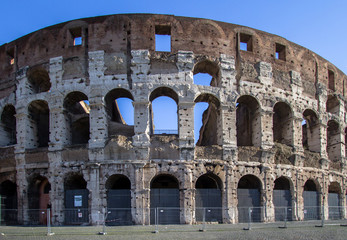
left=0, top=14, right=346, bottom=225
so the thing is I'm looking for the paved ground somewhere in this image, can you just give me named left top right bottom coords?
left=0, top=221, right=347, bottom=240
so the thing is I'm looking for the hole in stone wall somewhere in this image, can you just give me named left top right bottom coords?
left=304, top=180, right=317, bottom=191
left=238, top=175, right=261, bottom=189
left=328, top=69, right=335, bottom=91
left=150, top=87, right=178, bottom=135
left=106, top=175, right=131, bottom=190
left=105, top=89, right=134, bottom=137
left=329, top=182, right=341, bottom=194
left=70, top=28, right=82, bottom=46
left=273, top=102, right=293, bottom=146
left=194, top=102, right=209, bottom=145
left=155, top=25, right=171, bottom=52
left=240, top=33, right=253, bottom=52
left=27, top=175, right=50, bottom=223
left=0, top=105, right=16, bottom=146
left=64, top=92, right=90, bottom=145
left=327, top=120, right=340, bottom=161
left=275, top=43, right=286, bottom=61
left=193, top=60, right=220, bottom=87
left=0, top=180, right=17, bottom=223
left=302, top=109, right=319, bottom=152
left=27, top=68, right=51, bottom=93
left=64, top=173, right=87, bottom=190
left=194, top=94, right=220, bottom=146
left=326, top=95, right=339, bottom=115
left=7, top=48, right=14, bottom=66
left=236, top=95, right=259, bottom=147
left=28, top=100, right=49, bottom=148
left=274, top=177, right=290, bottom=190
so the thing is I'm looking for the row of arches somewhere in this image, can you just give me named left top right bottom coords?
left=0, top=90, right=344, bottom=157
left=0, top=173, right=344, bottom=225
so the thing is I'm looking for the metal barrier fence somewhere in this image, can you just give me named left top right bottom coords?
left=0, top=206, right=347, bottom=236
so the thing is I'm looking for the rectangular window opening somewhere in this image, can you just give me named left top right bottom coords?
left=70, top=28, right=83, bottom=46
left=240, top=33, right=252, bottom=52
left=328, top=69, right=335, bottom=91
left=275, top=43, right=286, bottom=61
left=7, top=48, right=15, bottom=65
left=155, top=25, right=171, bottom=52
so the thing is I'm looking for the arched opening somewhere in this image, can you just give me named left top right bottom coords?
left=273, top=102, right=293, bottom=146
left=64, top=173, right=89, bottom=225
left=0, top=180, right=17, bottom=224
left=193, top=60, right=220, bottom=87
left=27, top=176, right=51, bottom=225
left=194, top=94, right=221, bottom=146
left=149, top=87, right=178, bottom=135
left=195, top=174, right=222, bottom=222
left=27, top=100, right=49, bottom=148
left=328, top=182, right=341, bottom=219
left=64, top=92, right=90, bottom=145
left=0, top=105, right=16, bottom=146
left=236, top=96, right=261, bottom=147
left=105, top=174, right=132, bottom=225
left=150, top=174, right=180, bottom=224
left=302, top=109, right=319, bottom=152
left=237, top=175, right=262, bottom=222
left=327, top=120, right=340, bottom=162
left=273, top=177, right=292, bottom=221
left=303, top=179, right=320, bottom=220
left=326, top=95, right=339, bottom=115
left=27, top=68, right=51, bottom=93
left=105, top=89, right=134, bottom=137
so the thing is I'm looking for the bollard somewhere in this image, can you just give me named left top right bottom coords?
left=46, top=208, right=54, bottom=236
left=152, top=208, right=159, bottom=233
left=243, top=207, right=252, bottom=230
left=279, top=207, right=288, bottom=229
left=98, top=208, right=108, bottom=235
left=199, top=208, right=206, bottom=232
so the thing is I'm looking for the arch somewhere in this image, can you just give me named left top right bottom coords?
left=194, top=93, right=221, bottom=146
left=27, top=67, right=51, bottom=93
left=149, top=87, right=178, bottom=104
left=303, top=179, right=320, bottom=220
left=302, top=109, right=319, bottom=152
left=237, top=174, right=262, bottom=223
left=273, top=177, right=292, bottom=221
left=327, top=120, right=340, bottom=162
left=195, top=173, right=222, bottom=222
left=149, top=87, right=178, bottom=135
left=326, top=95, right=339, bottom=115
left=105, top=88, right=134, bottom=137
left=150, top=174, right=180, bottom=224
left=193, top=60, right=220, bottom=87
left=105, top=174, right=132, bottom=225
left=328, top=182, right=342, bottom=219
left=27, top=100, right=49, bottom=148
left=63, top=91, right=90, bottom=145
left=0, top=104, right=16, bottom=146
left=236, top=95, right=261, bottom=147
left=27, top=175, right=51, bottom=225
left=273, top=102, right=293, bottom=146
left=64, top=172, right=89, bottom=225
left=0, top=180, right=17, bottom=224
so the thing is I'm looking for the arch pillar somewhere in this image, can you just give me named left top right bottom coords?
left=178, top=102, right=195, bottom=161
left=181, top=164, right=193, bottom=224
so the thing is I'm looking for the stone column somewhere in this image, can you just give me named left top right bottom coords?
left=133, top=164, right=147, bottom=225
left=178, top=102, right=195, bottom=161
left=181, top=164, right=193, bottom=224
left=224, top=165, right=236, bottom=223
left=176, top=51, right=194, bottom=84
left=260, top=109, right=274, bottom=150
left=87, top=163, right=101, bottom=225
left=49, top=56, right=63, bottom=91
left=295, top=171, right=304, bottom=221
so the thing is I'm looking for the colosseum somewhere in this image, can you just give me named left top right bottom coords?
left=0, top=14, right=346, bottom=226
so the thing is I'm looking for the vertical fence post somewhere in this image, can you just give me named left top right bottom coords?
left=279, top=207, right=288, bottom=229
left=199, top=208, right=206, bottom=232
left=152, top=207, right=159, bottom=233
left=98, top=208, right=107, bottom=235
left=46, top=208, right=54, bottom=236
left=243, top=207, right=252, bottom=230
left=316, top=205, right=325, bottom=227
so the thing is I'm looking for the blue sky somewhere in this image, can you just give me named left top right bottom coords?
left=1, top=0, right=346, bottom=143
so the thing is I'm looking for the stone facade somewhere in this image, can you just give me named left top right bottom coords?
left=0, top=14, right=346, bottom=225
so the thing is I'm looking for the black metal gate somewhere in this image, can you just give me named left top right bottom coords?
left=107, top=189, right=132, bottom=225
left=237, top=189, right=261, bottom=223
left=195, top=189, right=222, bottom=222
left=328, top=193, right=341, bottom=219
left=65, top=189, right=89, bottom=224
left=273, top=189, right=292, bottom=221
left=303, top=191, right=319, bottom=220
left=150, top=189, right=180, bottom=224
